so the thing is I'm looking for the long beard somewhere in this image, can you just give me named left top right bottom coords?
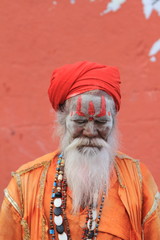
left=60, top=129, right=118, bottom=213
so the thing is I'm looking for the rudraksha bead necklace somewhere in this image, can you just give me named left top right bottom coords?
left=49, top=153, right=106, bottom=240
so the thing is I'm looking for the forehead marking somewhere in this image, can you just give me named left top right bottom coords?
left=88, top=101, right=95, bottom=116
left=75, top=96, right=85, bottom=117
left=96, top=96, right=107, bottom=117
left=70, top=96, right=110, bottom=118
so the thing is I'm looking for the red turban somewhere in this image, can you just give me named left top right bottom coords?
left=48, top=61, right=121, bottom=111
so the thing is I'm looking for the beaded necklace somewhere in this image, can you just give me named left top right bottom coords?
left=49, top=154, right=106, bottom=240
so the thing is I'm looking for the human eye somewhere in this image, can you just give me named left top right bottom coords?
left=94, top=119, right=107, bottom=124
left=73, top=119, right=87, bottom=124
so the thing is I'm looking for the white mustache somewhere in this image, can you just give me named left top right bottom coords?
left=65, top=137, right=108, bottom=153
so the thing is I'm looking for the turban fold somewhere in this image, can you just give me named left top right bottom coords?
left=48, top=61, right=121, bottom=111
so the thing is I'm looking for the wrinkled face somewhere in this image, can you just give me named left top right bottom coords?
left=65, top=94, right=114, bottom=143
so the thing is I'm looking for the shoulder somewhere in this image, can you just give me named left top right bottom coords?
left=116, top=151, right=157, bottom=185
left=115, top=151, right=141, bottom=177
left=12, top=150, right=59, bottom=176
left=116, top=151, right=140, bottom=163
left=3, top=150, right=60, bottom=218
left=114, top=151, right=142, bottom=188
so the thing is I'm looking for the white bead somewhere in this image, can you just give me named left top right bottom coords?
left=92, top=210, right=97, bottom=220
left=87, top=220, right=96, bottom=231
left=58, top=232, right=68, bottom=240
left=54, top=215, right=63, bottom=226
left=54, top=198, right=62, bottom=207
left=58, top=174, right=63, bottom=181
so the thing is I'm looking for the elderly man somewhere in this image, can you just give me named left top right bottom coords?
left=0, top=61, right=160, bottom=240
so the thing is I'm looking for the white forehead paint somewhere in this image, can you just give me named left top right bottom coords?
left=69, top=95, right=112, bottom=120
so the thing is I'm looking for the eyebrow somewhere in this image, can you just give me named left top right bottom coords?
left=71, top=115, right=110, bottom=121
left=94, top=116, right=109, bottom=120
left=71, top=115, right=87, bottom=120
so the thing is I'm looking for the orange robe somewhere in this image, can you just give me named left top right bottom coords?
left=0, top=151, right=160, bottom=240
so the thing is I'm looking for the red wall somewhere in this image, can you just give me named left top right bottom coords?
left=0, top=0, right=160, bottom=203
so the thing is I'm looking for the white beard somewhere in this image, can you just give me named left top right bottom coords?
left=60, top=129, right=117, bottom=213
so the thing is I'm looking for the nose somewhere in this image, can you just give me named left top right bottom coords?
left=82, top=122, right=98, bottom=138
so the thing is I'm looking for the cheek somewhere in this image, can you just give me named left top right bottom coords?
left=66, top=121, right=83, bottom=138
left=98, top=122, right=113, bottom=138
left=106, top=121, right=113, bottom=131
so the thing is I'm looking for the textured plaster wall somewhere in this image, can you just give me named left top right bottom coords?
left=0, top=0, right=160, bottom=203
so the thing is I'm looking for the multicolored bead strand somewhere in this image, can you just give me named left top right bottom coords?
left=49, top=153, right=107, bottom=240
left=49, top=154, right=68, bottom=240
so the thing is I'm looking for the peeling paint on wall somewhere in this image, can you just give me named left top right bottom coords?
left=100, top=0, right=127, bottom=16
left=149, top=39, right=160, bottom=61
left=142, top=0, right=160, bottom=19
left=52, top=0, right=160, bottom=22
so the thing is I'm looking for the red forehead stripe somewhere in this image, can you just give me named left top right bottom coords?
left=88, top=101, right=95, bottom=116
left=76, top=96, right=85, bottom=116
left=96, top=96, right=106, bottom=117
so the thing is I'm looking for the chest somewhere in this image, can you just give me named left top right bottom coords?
left=44, top=181, right=131, bottom=240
